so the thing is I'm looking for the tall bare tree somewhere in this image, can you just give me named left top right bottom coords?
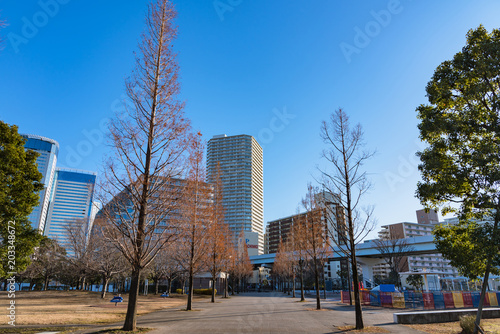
left=98, top=0, right=192, bottom=329
left=299, top=184, right=330, bottom=310
left=290, top=215, right=308, bottom=301
left=318, top=108, right=375, bottom=330
left=207, top=163, right=231, bottom=303
left=230, top=232, right=253, bottom=294
left=175, top=135, right=211, bottom=311
left=272, top=239, right=292, bottom=293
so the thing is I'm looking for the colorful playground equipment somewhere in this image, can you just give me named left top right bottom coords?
left=341, top=290, right=500, bottom=310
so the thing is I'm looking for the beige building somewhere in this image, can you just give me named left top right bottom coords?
left=207, top=134, right=264, bottom=254
left=373, top=210, right=460, bottom=280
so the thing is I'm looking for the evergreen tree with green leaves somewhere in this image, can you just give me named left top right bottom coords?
left=416, top=25, right=500, bottom=333
left=0, top=121, right=44, bottom=279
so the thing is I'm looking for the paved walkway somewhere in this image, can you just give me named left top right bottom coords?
left=72, top=292, right=427, bottom=334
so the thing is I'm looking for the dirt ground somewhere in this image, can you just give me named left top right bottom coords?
left=0, top=290, right=187, bottom=326
left=407, top=318, right=500, bottom=333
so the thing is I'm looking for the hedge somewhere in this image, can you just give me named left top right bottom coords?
left=176, top=288, right=216, bottom=295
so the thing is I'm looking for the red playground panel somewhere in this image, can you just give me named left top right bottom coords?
left=423, top=292, right=434, bottom=310
left=443, top=292, right=455, bottom=309
left=462, top=292, right=473, bottom=308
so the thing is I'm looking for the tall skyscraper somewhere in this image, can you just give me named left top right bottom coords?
left=22, top=134, right=59, bottom=232
left=207, top=134, right=264, bottom=254
left=44, top=168, right=97, bottom=252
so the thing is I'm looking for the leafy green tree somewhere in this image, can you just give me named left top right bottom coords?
left=406, top=274, right=424, bottom=291
left=416, top=25, right=500, bottom=333
left=434, top=221, right=500, bottom=280
left=0, top=121, right=43, bottom=278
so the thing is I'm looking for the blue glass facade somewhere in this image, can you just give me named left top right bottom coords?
left=22, top=134, right=59, bottom=232
left=44, top=168, right=97, bottom=253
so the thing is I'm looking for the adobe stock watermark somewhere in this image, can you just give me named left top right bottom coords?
left=8, top=0, right=71, bottom=53
left=384, top=139, right=425, bottom=192
left=213, top=0, right=242, bottom=21
left=65, top=95, right=131, bottom=168
left=339, top=0, right=408, bottom=64
left=6, top=220, right=17, bottom=326
left=257, top=106, right=295, bottom=149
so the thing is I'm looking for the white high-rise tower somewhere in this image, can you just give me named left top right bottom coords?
left=207, top=134, right=264, bottom=254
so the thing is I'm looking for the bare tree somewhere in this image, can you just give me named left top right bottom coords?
left=98, top=0, right=192, bottom=329
left=318, top=108, right=375, bottom=330
left=290, top=216, right=308, bottom=301
left=298, top=184, right=330, bottom=310
left=89, top=221, right=128, bottom=298
left=175, top=135, right=211, bottom=311
left=147, top=250, right=170, bottom=295
left=161, top=244, right=182, bottom=295
left=273, top=239, right=292, bottom=294
left=206, top=163, right=231, bottom=303
left=373, top=237, right=414, bottom=288
left=230, top=232, right=253, bottom=294
left=64, top=220, right=93, bottom=290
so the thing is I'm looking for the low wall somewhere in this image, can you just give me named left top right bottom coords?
left=394, top=308, right=500, bottom=324
left=341, top=290, right=500, bottom=310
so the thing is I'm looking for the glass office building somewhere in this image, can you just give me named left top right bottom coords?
left=22, top=134, right=59, bottom=232
left=44, top=168, right=97, bottom=251
left=207, top=134, right=264, bottom=254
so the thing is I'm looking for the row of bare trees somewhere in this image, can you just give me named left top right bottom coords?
left=16, top=211, right=253, bottom=300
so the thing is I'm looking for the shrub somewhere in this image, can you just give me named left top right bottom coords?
left=459, top=315, right=476, bottom=334
left=193, top=288, right=216, bottom=295
left=176, top=289, right=183, bottom=294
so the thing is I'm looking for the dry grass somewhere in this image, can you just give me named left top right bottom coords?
left=0, top=290, right=186, bottom=326
left=0, top=327, right=85, bottom=334
left=406, top=318, right=500, bottom=334
left=92, top=327, right=152, bottom=333
left=337, top=325, right=390, bottom=333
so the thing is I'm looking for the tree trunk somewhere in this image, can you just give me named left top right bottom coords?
left=155, top=277, right=159, bottom=295
left=474, top=259, right=492, bottom=334
left=101, top=275, right=110, bottom=299
left=187, top=268, right=194, bottom=310
left=300, top=266, right=305, bottom=301
left=44, top=275, right=49, bottom=291
left=323, top=273, right=327, bottom=300
left=351, top=250, right=364, bottom=330
left=211, top=275, right=216, bottom=303
left=292, top=274, right=296, bottom=298
left=123, top=268, right=141, bottom=331
left=315, top=259, right=321, bottom=310
left=224, top=276, right=228, bottom=298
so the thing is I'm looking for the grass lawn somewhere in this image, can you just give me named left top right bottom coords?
left=406, top=318, right=500, bottom=333
left=0, top=290, right=186, bottom=326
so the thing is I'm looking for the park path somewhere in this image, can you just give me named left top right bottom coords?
left=124, top=292, right=427, bottom=334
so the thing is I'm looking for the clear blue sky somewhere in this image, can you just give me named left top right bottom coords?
left=1, top=0, right=499, bottom=239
